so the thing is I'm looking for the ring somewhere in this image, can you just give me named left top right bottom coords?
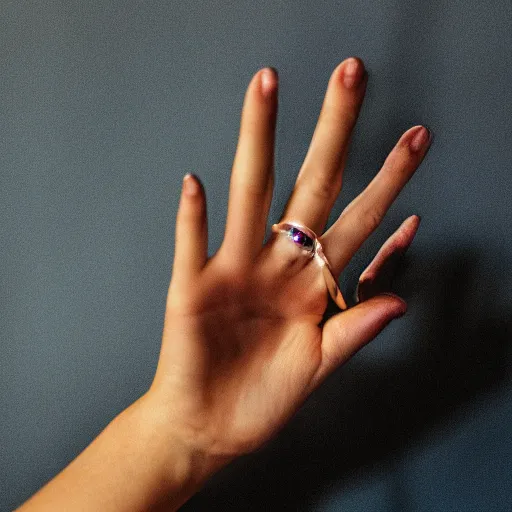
left=271, top=221, right=348, bottom=310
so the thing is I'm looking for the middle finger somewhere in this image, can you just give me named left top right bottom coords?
left=278, top=57, right=368, bottom=235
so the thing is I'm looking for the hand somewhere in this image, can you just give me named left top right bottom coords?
left=147, top=57, right=432, bottom=467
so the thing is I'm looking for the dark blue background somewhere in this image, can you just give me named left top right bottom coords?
left=1, top=1, right=511, bottom=510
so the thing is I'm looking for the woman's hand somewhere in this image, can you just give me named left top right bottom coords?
left=16, top=57, right=432, bottom=512
left=147, top=57, right=432, bottom=467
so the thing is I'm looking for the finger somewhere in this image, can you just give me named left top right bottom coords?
left=220, top=67, right=278, bottom=267
left=322, top=125, right=432, bottom=276
left=170, top=173, right=208, bottom=293
left=356, top=214, right=420, bottom=302
left=279, top=57, right=368, bottom=235
left=308, top=294, right=407, bottom=393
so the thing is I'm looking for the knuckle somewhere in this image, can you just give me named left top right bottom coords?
left=361, top=208, right=383, bottom=233
left=390, top=230, right=411, bottom=249
left=302, top=172, right=339, bottom=201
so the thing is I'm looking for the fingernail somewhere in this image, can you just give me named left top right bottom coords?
left=261, top=67, right=277, bottom=97
left=183, top=173, right=200, bottom=196
left=343, top=58, right=365, bottom=89
left=394, top=307, right=407, bottom=318
left=380, top=292, right=408, bottom=316
left=409, top=126, right=432, bottom=152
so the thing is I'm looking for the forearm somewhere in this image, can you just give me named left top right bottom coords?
left=16, top=394, right=230, bottom=512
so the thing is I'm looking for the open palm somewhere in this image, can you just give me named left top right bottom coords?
left=149, top=57, right=432, bottom=460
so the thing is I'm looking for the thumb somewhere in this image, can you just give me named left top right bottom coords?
left=308, top=294, right=407, bottom=392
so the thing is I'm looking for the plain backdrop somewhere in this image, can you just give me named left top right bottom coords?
left=1, top=1, right=511, bottom=511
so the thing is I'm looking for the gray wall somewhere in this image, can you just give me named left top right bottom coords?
left=1, top=1, right=511, bottom=510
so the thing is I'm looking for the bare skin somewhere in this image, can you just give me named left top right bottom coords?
left=17, top=57, right=432, bottom=511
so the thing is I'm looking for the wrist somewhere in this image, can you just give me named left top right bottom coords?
left=17, top=392, right=232, bottom=512
left=119, top=392, right=234, bottom=508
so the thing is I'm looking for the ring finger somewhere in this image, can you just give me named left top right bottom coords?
left=321, top=124, right=433, bottom=277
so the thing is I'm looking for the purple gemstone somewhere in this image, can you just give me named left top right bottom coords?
left=290, top=227, right=314, bottom=250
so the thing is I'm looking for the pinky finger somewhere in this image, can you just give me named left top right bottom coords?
left=170, top=173, right=208, bottom=292
left=356, top=214, right=421, bottom=302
